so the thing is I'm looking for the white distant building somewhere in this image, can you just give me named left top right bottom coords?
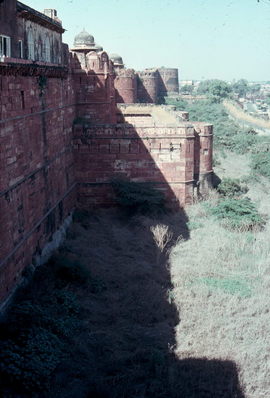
left=181, top=80, right=194, bottom=86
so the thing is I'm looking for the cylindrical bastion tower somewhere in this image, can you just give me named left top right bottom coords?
left=157, top=67, right=179, bottom=97
left=137, top=69, right=159, bottom=104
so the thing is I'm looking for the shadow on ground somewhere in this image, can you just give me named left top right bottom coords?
left=0, top=206, right=245, bottom=397
left=48, top=208, right=245, bottom=398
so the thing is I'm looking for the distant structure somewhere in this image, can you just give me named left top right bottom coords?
left=0, top=1, right=213, bottom=306
left=111, top=56, right=179, bottom=104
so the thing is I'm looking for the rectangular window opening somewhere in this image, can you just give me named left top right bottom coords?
left=0, top=35, right=11, bottom=57
left=21, top=91, right=25, bottom=109
left=18, top=40, right=23, bottom=58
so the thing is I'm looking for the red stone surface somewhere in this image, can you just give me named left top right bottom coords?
left=137, top=70, right=159, bottom=104
left=73, top=122, right=210, bottom=209
left=157, top=68, right=179, bottom=97
left=0, top=60, right=76, bottom=303
left=0, top=1, right=18, bottom=57
left=115, top=69, right=137, bottom=104
left=0, top=2, right=213, bottom=305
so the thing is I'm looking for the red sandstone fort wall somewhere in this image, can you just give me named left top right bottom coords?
left=0, top=1, right=18, bottom=57
left=114, top=70, right=137, bottom=104
left=0, top=3, right=213, bottom=307
left=137, top=71, right=158, bottom=104
left=0, top=60, right=76, bottom=303
left=71, top=53, right=116, bottom=124
left=73, top=123, right=195, bottom=209
left=157, top=68, right=179, bottom=97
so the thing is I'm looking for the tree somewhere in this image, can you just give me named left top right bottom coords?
left=249, top=84, right=261, bottom=95
left=197, top=79, right=232, bottom=103
left=180, top=84, right=194, bottom=94
left=265, top=94, right=270, bottom=106
left=232, top=79, right=249, bottom=98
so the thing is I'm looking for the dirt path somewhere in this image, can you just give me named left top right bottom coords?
left=223, top=100, right=270, bottom=136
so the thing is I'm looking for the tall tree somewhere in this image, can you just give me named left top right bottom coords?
left=232, top=79, right=249, bottom=98
left=197, top=79, right=232, bottom=103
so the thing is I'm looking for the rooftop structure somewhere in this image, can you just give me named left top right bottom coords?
left=110, top=53, right=124, bottom=68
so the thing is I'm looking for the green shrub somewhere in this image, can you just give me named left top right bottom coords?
left=209, top=198, right=264, bottom=230
left=217, top=178, right=248, bottom=198
left=177, top=100, right=264, bottom=154
left=230, top=130, right=260, bottom=154
left=0, top=258, right=84, bottom=393
left=251, top=152, right=270, bottom=178
left=50, top=254, right=91, bottom=284
left=197, top=79, right=232, bottom=103
left=72, top=209, right=90, bottom=228
left=0, top=329, right=64, bottom=391
left=194, top=277, right=252, bottom=297
left=212, top=155, right=221, bottom=167
left=164, top=97, right=188, bottom=109
left=187, top=221, right=203, bottom=230
left=112, top=179, right=166, bottom=215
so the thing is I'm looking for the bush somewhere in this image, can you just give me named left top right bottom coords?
left=212, top=155, right=221, bottom=167
left=217, top=178, right=248, bottom=198
left=0, top=258, right=84, bottom=393
left=197, top=80, right=232, bottom=103
left=0, top=329, right=64, bottom=391
left=209, top=198, right=264, bottom=230
left=0, top=292, right=81, bottom=392
left=251, top=152, right=270, bottom=178
left=164, top=97, right=188, bottom=109
left=72, top=209, right=90, bottom=228
left=230, top=129, right=260, bottom=154
left=178, top=100, right=264, bottom=154
left=50, top=254, right=91, bottom=284
left=112, top=179, right=166, bottom=215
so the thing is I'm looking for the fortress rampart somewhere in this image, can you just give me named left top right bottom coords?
left=137, top=69, right=159, bottom=104
left=0, top=0, right=213, bottom=306
left=157, top=67, right=179, bottom=97
left=0, top=59, right=76, bottom=303
left=114, top=69, right=137, bottom=104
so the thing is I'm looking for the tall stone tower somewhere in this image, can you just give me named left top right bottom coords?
left=137, top=69, right=159, bottom=103
left=71, top=29, right=116, bottom=124
left=110, top=54, right=137, bottom=104
left=157, top=67, right=179, bottom=98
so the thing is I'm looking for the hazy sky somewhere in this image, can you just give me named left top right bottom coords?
left=25, top=0, right=270, bottom=81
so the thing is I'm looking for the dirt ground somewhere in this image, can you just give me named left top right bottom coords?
left=3, top=152, right=268, bottom=397
left=39, top=206, right=245, bottom=398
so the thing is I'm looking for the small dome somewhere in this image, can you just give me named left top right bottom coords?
left=95, top=44, right=103, bottom=52
left=73, top=29, right=95, bottom=48
left=110, top=53, right=124, bottom=66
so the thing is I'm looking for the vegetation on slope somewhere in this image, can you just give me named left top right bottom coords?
left=1, top=99, right=270, bottom=398
left=0, top=256, right=87, bottom=393
left=168, top=99, right=270, bottom=398
left=170, top=178, right=270, bottom=398
left=167, top=98, right=270, bottom=179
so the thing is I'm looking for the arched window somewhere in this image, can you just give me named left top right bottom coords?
left=44, top=36, right=50, bottom=62
left=27, top=29, right=34, bottom=60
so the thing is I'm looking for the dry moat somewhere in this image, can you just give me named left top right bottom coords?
left=0, top=205, right=245, bottom=398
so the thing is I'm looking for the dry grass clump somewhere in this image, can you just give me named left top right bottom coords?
left=150, top=224, right=173, bottom=252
